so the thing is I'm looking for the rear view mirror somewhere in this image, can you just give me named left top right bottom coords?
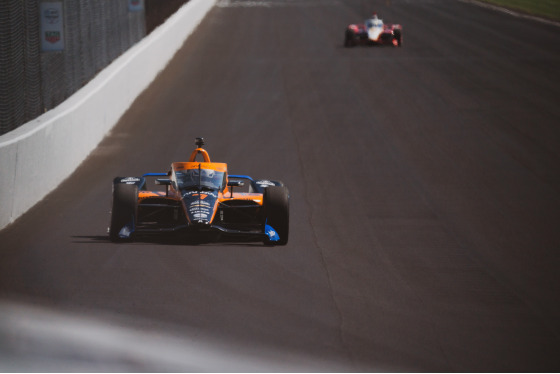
left=227, top=180, right=245, bottom=198
left=227, top=180, right=245, bottom=187
left=155, top=179, right=172, bottom=186
left=155, top=178, right=172, bottom=197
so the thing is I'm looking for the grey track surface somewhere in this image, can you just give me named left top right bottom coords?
left=1, top=0, right=560, bottom=371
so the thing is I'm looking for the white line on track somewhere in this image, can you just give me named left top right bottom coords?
left=458, top=0, right=560, bottom=27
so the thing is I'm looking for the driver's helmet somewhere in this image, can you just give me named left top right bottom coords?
left=366, top=12, right=382, bottom=27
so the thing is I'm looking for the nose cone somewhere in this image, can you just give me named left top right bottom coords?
left=181, top=190, right=218, bottom=225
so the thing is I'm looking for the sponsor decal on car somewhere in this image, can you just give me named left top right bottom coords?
left=183, top=191, right=218, bottom=199
left=120, top=177, right=141, bottom=184
left=256, top=180, right=275, bottom=186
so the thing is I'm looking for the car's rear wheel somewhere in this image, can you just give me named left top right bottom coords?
left=109, top=182, right=138, bottom=242
left=263, top=186, right=289, bottom=246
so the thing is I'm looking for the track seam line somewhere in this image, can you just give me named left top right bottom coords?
left=297, top=147, right=353, bottom=367
left=280, top=78, right=355, bottom=368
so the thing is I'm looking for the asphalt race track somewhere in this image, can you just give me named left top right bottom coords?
left=1, top=0, right=559, bottom=371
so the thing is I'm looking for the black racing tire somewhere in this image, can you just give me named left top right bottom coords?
left=263, top=186, right=289, bottom=246
left=344, top=29, right=356, bottom=47
left=109, top=182, right=138, bottom=242
left=394, top=29, right=403, bottom=47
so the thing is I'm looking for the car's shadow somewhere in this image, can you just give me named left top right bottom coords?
left=71, top=235, right=274, bottom=247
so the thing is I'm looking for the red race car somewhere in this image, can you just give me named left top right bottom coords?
left=345, top=13, right=402, bottom=47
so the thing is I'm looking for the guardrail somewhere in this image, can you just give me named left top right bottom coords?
left=0, top=0, right=218, bottom=230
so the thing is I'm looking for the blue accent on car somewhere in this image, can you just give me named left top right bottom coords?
left=143, top=172, right=169, bottom=177
left=118, top=221, right=134, bottom=239
left=264, top=224, right=280, bottom=242
left=228, top=174, right=254, bottom=181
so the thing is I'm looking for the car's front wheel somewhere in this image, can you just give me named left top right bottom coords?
left=263, top=186, right=289, bottom=246
left=109, top=181, right=138, bottom=242
left=344, top=29, right=356, bottom=47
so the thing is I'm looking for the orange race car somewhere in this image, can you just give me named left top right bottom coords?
left=108, top=138, right=289, bottom=245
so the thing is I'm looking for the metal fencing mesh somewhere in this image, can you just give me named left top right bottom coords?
left=0, top=0, right=146, bottom=136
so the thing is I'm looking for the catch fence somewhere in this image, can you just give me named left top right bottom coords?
left=0, top=0, right=146, bottom=135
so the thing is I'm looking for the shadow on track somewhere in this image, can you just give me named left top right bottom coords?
left=71, top=235, right=276, bottom=247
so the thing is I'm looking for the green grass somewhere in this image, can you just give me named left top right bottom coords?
left=476, top=0, right=560, bottom=21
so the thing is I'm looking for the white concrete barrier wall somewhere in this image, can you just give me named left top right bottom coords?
left=0, top=0, right=218, bottom=230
